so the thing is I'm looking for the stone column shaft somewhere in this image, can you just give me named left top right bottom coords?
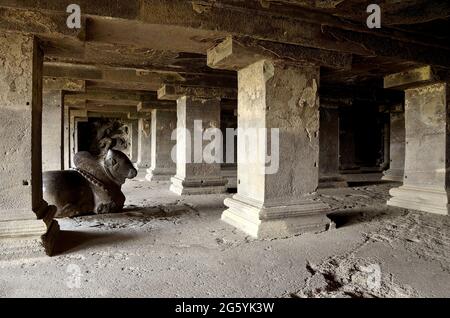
left=319, top=107, right=347, bottom=188
left=146, top=109, right=177, bottom=181
left=339, top=107, right=360, bottom=173
left=42, top=90, right=64, bottom=171
left=382, top=111, right=405, bottom=182
left=388, top=82, right=450, bottom=215
left=207, top=37, right=336, bottom=238
left=221, top=60, right=331, bottom=238
left=132, top=119, right=139, bottom=163
left=63, top=106, right=71, bottom=169
left=136, top=117, right=152, bottom=180
left=383, top=66, right=450, bottom=214
left=169, top=96, right=227, bottom=195
left=221, top=108, right=238, bottom=189
left=0, top=32, right=58, bottom=256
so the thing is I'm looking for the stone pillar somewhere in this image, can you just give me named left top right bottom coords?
left=381, top=114, right=390, bottom=171
left=171, top=97, right=227, bottom=195
left=42, top=90, right=64, bottom=171
left=208, top=38, right=333, bottom=238
left=146, top=109, right=177, bottom=181
left=136, top=117, right=152, bottom=180
left=63, top=106, right=71, bottom=169
left=170, top=96, right=227, bottom=195
left=319, top=106, right=347, bottom=188
left=42, top=79, right=84, bottom=171
left=0, top=32, right=59, bottom=256
left=221, top=108, right=238, bottom=189
left=158, top=85, right=234, bottom=195
left=339, top=107, right=360, bottom=173
left=382, top=110, right=405, bottom=182
left=128, top=119, right=139, bottom=163
left=385, top=66, right=449, bottom=215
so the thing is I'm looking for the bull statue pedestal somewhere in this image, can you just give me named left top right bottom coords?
left=43, top=150, right=137, bottom=218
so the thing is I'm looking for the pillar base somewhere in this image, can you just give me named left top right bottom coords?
left=387, top=185, right=449, bottom=215
left=135, top=167, right=149, bottom=181
left=145, top=168, right=175, bottom=182
left=382, top=169, right=404, bottom=182
left=318, top=175, right=348, bottom=189
left=222, top=195, right=332, bottom=239
left=0, top=205, right=60, bottom=259
left=170, top=176, right=227, bottom=195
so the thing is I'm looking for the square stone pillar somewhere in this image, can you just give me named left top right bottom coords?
left=224, top=61, right=331, bottom=237
left=42, top=90, right=64, bottom=171
left=146, top=109, right=177, bottom=181
left=128, top=119, right=139, bottom=163
left=42, top=79, right=84, bottom=171
left=221, top=108, right=238, bottom=189
left=208, top=37, right=340, bottom=238
left=158, top=85, right=236, bottom=194
left=382, top=109, right=405, bottom=182
left=319, top=106, right=347, bottom=188
left=63, top=106, right=71, bottom=169
left=339, top=107, right=360, bottom=173
left=0, top=32, right=59, bottom=256
left=170, top=96, right=227, bottom=195
left=136, top=117, right=152, bottom=180
left=385, top=66, right=450, bottom=215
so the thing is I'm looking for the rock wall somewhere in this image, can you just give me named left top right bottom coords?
left=0, top=32, right=40, bottom=213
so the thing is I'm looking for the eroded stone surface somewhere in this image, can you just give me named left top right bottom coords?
left=136, top=118, right=152, bottom=179
left=42, top=90, right=63, bottom=171
left=146, top=109, right=177, bottom=181
left=388, top=82, right=450, bottom=215
left=0, top=31, right=59, bottom=256
left=223, top=60, right=330, bottom=238
left=0, top=32, right=35, bottom=212
left=170, top=96, right=227, bottom=195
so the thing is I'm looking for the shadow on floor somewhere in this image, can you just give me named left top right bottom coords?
left=327, top=208, right=397, bottom=228
left=227, top=188, right=237, bottom=194
left=53, top=230, right=137, bottom=256
left=122, top=204, right=194, bottom=218
left=347, top=180, right=399, bottom=187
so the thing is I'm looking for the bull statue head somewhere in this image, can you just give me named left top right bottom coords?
left=103, top=149, right=137, bottom=185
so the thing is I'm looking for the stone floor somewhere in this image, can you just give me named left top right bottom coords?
left=0, top=179, right=449, bottom=298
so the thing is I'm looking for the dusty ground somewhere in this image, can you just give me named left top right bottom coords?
left=0, top=179, right=449, bottom=298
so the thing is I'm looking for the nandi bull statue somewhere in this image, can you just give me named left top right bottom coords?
left=43, top=149, right=137, bottom=218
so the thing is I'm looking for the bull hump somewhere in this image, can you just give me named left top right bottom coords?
left=73, top=152, right=115, bottom=187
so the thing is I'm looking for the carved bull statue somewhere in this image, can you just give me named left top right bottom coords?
left=43, top=149, right=137, bottom=218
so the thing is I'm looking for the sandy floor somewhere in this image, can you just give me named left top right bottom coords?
left=0, top=179, right=449, bottom=298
